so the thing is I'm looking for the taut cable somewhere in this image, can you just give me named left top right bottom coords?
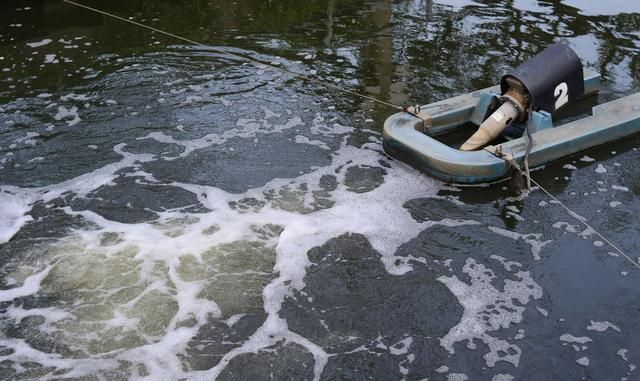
left=62, top=0, right=404, bottom=111
left=485, top=147, right=639, bottom=270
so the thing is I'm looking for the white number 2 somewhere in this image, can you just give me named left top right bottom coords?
left=554, top=82, right=569, bottom=110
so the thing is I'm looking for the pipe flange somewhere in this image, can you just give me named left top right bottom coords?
left=500, top=93, right=527, bottom=121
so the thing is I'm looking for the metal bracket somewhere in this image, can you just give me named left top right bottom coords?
left=404, top=105, right=433, bottom=132
left=493, top=145, right=513, bottom=160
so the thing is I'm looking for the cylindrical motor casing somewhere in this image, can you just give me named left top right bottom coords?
left=461, top=42, right=586, bottom=151
left=500, top=42, right=584, bottom=113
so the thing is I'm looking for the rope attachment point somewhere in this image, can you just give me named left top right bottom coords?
left=492, top=145, right=526, bottom=192
left=403, top=105, right=433, bottom=132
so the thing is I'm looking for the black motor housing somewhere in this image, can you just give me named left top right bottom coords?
left=500, top=42, right=584, bottom=114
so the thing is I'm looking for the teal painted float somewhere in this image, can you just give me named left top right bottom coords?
left=383, top=70, right=640, bottom=184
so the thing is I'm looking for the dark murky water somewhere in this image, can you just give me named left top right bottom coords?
left=1, top=0, right=639, bottom=380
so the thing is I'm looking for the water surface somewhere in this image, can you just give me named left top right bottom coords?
left=1, top=0, right=639, bottom=380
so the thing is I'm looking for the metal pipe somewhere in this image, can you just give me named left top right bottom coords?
left=460, top=100, right=520, bottom=151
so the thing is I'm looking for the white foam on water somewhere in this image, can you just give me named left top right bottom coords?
left=309, top=113, right=354, bottom=136
left=54, top=105, right=81, bottom=126
left=618, top=348, right=628, bottom=361
left=0, top=144, right=155, bottom=247
left=183, top=146, right=481, bottom=380
left=141, top=109, right=305, bottom=159
left=0, top=189, right=34, bottom=244
left=576, top=356, right=590, bottom=366
left=0, top=264, right=52, bottom=302
left=562, top=0, right=640, bottom=16
left=587, top=321, right=620, bottom=332
left=294, top=135, right=330, bottom=150
left=183, top=95, right=202, bottom=104
left=595, top=164, right=607, bottom=174
left=15, top=131, right=40, bottom=146
left=577, top=225, right=595, bottom=239
left=438, top=257, right=542, bottom=368
left=0, top=104, right=552, bottom=380
left=436, top=0, right=485, bottom=10
left=44, top=54, right=58, bottom=64
left=552, top=221, right=580, bottom=234
left=514, top=331, right=525, bottom=340
left=0, top=337, right=120, bottom=377
left=487, top=226, right=552, bottom=260
left=26, top=38, right=52, bottom=48
left=560, top=334, right=592, bottom=344
left=390, top=338, right=414, bottom=356
left=536, top=307, right=549, bottom=317
left=580, top=155, right=595, bottom=162
left=60, top=93, right=93, bottom=102
left=491, top=374, right=514, bottom=381
left=7, top=305, right=71, bottom=324
left=219, top=97, right=233, bottom=107
left=1, top=130, right=456, bottom=380
left=447, top=373, right=469, bottom=381
left=506, top=211, right=524, bottom=221
left=612, top=185, right=629, bottom=192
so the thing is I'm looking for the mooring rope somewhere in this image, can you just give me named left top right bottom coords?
left=522, top=169, right=639, bottom=269
left=487, top=148, right=639, bottom=270
left=64, top=0, right=637, bottom=270
left=62, top=0, right=404, bottom=111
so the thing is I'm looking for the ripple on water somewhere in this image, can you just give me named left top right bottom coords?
left=0, top=131, right=550, bottom=380
left=0, top=59, right=549, bottom=376
left=4, top=2, right=638, bottom=379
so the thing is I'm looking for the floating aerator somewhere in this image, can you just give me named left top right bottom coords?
left=461, top=42, right=585, bottom=151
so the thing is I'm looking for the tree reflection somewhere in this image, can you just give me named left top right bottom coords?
left=2, top=0, right=638, bottom=107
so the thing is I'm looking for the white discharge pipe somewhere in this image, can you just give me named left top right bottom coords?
left=460, top=100, right=520, bottom=151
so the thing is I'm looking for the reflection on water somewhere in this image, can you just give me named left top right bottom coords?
left=1, top=0, right=639, bottom=380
